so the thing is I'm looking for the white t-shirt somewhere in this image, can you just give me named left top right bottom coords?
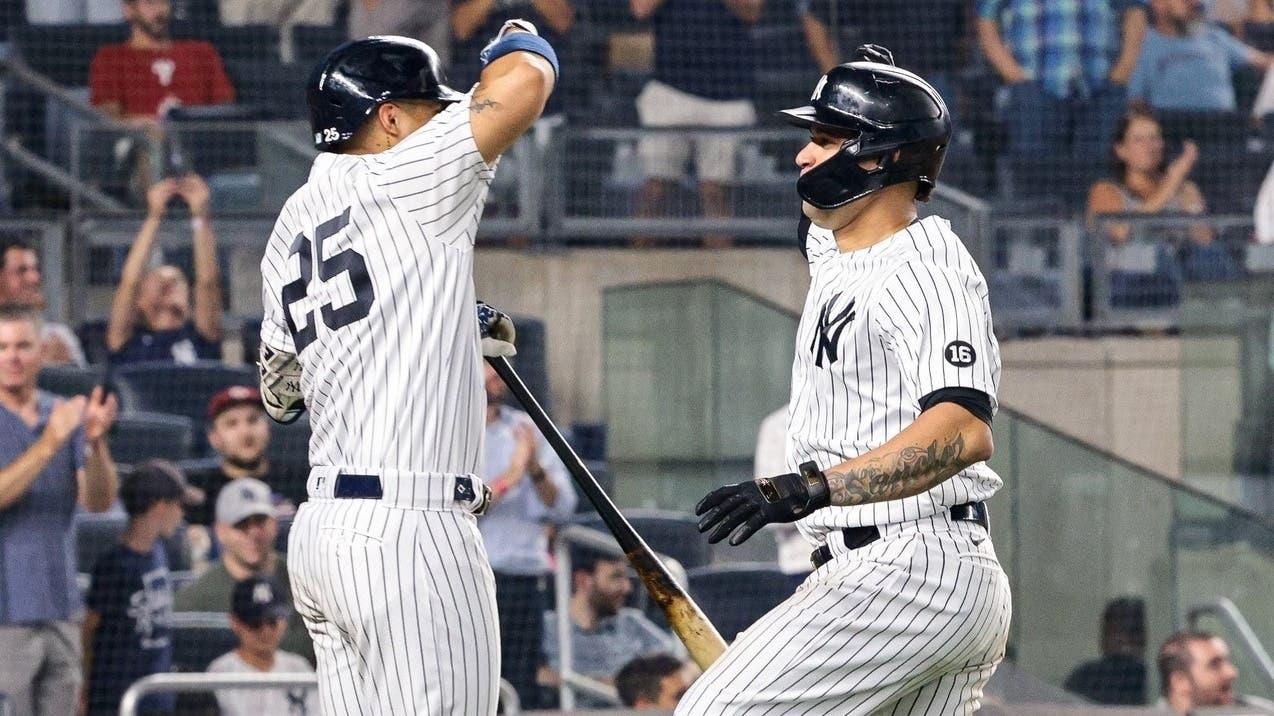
left=207, top=650, right=318, bottom=716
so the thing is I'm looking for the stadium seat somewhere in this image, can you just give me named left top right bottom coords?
left=110, top=411, right=195, bottom=464
left=11, top=23, right=128, bottom=86
left=574, top=509, right=710, bottom=569
left=114, top=361, right=256, bottom=428
left=75, top=319, right=109, bottom=365
left=267, top=418, right=311, bottom=475
left=169, top=614, right=239, bottom=672
left=291, top=24, right=348, bottom=67
left=687, top=563, right=797, bottom=641
left=195, top=24, right=280, bottom=64
left=1157, top=110, right=1249, bottom=148
left=37, top=364, right=137, bottom=409
left=227, top=60, right=308, bottom=120
left=75, top=513, right=127, bottom=575
left=275, top=515, right=292, bottom=552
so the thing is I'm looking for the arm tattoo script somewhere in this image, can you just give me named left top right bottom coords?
left=824, top=434, right=968, bottom=507
left=472, top=96, right=501, bottom=113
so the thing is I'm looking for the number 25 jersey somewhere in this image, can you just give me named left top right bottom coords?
left=260, top=93, right=495, bottom=477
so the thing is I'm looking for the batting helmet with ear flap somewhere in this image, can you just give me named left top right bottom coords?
left=780, top=44, right=951, bottom=209
left=307, top=36, right=465, bottom=151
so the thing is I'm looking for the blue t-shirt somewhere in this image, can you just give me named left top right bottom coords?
left=0, top=391, right=85, bottom=625
left=652, top=0, right=756, bottom=100
left=110, top=321, right=220, bottom=366
left=1128, top=24, right=1254, bottom=110
left=86, top=541, right=175, bottom=715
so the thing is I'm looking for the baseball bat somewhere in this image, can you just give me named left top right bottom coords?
left=486, top=355, right=727, bottom=670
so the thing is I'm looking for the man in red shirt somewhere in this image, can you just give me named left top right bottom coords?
left=89, top=0, right=235, bottom=123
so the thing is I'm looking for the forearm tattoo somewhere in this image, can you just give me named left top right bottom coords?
left=824, top=434, right=968, bottom=507
left=472, top=96, right=501, bottom=113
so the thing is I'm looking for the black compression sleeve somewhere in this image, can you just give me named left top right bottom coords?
left=918, top=387, right=993, bottom=426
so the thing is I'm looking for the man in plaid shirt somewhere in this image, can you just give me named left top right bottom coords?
left=978, top=0, right=1148, bottom=158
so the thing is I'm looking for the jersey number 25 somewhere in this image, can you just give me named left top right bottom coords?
left=282, top=207, right=376, bottom=353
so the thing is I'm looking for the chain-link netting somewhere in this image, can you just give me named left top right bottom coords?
left=2, top=1, right=1274, bottom=713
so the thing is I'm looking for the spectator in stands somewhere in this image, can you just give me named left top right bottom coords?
left=82, top=460, right=201, bottom=716
left=478, top=361, right=576, bottom=709
left=1130, top=0, right=1273, bottom=111
left=977, top=0, right=1148, bottom=158
left=184, top=386, right=305, bottom=530
left=631, top=0, right=762, bottom=247
left=540, top=549, right=676, bottom=697
left=206, top=575, right=318, bottom=716
left=0, top=305, right=117, bottom=716
left=90, top=0, right=235, bottom=123
left=1087, top=109, right=1239, bottom=301
left=1158, top=630, right=1274, bottom=712
left=0, top=237, right=87, bottom=366
left=615, top=653, right=692, bottom=710
left=106, top=175, right=224, bottom=365
left=1062, top=597, right=1147, bottom=705
left=350, top=0, right=451, bottom=63
left=450, top=0, right=574, bottom=112
left=798, top=0, right=965, bottom=121
left=219, top=0, right=337, bottom=62
left=174, top=478, right=313, bottom=663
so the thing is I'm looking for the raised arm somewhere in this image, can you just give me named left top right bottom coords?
left=106, top=179, right=177, bottom=352
left=721, top=0, right=763, bottom=25
left=630, top=0, right=668, bottom=21
left=800, top=11, right=839, bottom=73
left=531, top=0, right=576, bottom=35
left=180, top=175, right=224, bottom=343
left=470, top=22, right=558, bottom=164
left=451, top=0, right=498, bottom=41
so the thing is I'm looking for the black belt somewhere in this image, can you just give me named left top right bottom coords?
left=333, top=473, right=479, bottom=503
left=809, top=502, right=989, bottom=570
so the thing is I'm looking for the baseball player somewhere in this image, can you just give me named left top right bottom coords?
left=257, top=27, right=556, bottom=715
left=682, top=45, right=1011, bottom=714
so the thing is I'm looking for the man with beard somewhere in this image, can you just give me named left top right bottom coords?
left=106, top=176, right=224, bottom=364
left=174, top=478, right=314, bottom=663
left=1158, top=631, right=1274, bottom=713
left=540, top=550, right=675, bottom=705
left=0, top=237, right=85, bottom=367
left=89, top=0, right=235, bottom=124
left=184, top=386, right=307, bottom=529
left=1130, top=0, right=1273, bottom=111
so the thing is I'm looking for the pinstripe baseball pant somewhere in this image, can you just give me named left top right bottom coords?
left=676, top=515, right=1011, bottom=715
left=288, top=469, right=500, bottom=715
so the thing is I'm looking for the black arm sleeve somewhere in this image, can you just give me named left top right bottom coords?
left=918, top=387, right=993, bottom=426
left=797, top=213, right=811, bottom=259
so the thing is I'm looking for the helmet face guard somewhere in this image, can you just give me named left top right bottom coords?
left=796, top=136, right=948, bottom=210
left=781, top=46, right=952, bottom=210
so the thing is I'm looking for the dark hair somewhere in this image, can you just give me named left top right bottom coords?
left=120, top=459, right=186, bottom=518
left=571, top=546, right=624, bottom=577
left=615, top=653, right=684, bottom=707
left=0, top=304, right=41, bottom=328
left=1110, top=108, right=1166, bottom=182
left=0, top=236, right=32, bottom=271
left=1101, top=597, right=1146, bottom=643
left=1158, top=630, right=1217, bottom=697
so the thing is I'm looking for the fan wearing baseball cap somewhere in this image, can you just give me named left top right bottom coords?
left=206, top=575, right=318, bottom=716
left=81, top=460, right=203, bottom=716
left=183, top=386, right=307, bottom=528
left=174, top=478, right=313, bottom=662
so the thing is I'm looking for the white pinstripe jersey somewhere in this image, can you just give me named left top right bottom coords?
left=261, top=93, right=496, bottom=479
left=790, top=215, right=1002, bottom=538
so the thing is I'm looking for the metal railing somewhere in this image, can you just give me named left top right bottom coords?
left=119, top=673, right=523, bottom=716
left=551, top=524, right=688, bottom=711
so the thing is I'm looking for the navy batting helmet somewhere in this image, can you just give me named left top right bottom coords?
left=307, top=36, right=465, bottom=151
left=780, top=45, right=951, bottom=209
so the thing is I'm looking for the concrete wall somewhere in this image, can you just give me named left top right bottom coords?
left=998, top=335, right=1242, bottom=480
left=473, top=247, right=811, bottom=427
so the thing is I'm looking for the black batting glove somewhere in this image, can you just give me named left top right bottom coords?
left=694, top=462, right=831, bottom=546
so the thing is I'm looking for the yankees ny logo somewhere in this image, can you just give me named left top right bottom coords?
left=810, top=293, right=857, bottom=367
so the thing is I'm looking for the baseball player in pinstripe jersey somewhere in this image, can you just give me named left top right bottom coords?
left=683, top=45, right=1011, bottom=715
left=256, top=27, right=556, bottom=715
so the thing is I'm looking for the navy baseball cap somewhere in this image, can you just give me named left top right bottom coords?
left=231, top=575, right=291, bottom=625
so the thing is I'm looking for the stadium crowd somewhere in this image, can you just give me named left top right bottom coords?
left=0, top=0, right=1273, bottom=713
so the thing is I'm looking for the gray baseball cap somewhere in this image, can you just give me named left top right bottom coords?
left=215, top=478, right=277, bottom=527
